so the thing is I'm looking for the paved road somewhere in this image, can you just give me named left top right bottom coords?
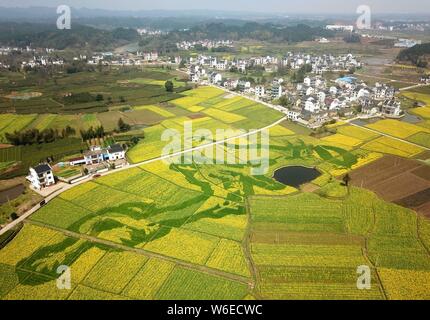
left=399, top=83, right=430, bottom=92
left=0, top=115, right=287, bottom=236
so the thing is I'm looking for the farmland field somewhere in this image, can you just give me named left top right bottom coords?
left=362, top=136, right=424, bottom=158
left=1, top=85, right=430, bottom=300
left=366, top=119, right=430, bottom=139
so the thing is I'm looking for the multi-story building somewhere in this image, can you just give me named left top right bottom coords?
left=27, top=164, right=55, bottom=190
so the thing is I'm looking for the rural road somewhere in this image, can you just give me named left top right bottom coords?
left=399, top=83, right=430, bottom=92
left=0, top=114, right=287, bottom=236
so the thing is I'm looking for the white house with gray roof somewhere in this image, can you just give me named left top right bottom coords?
left=27, top=164, right=55, bottom=190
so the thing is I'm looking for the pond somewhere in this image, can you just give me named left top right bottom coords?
left=273, top=166, right=321, bottom=188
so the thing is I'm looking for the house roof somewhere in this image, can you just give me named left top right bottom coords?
left=108, top=144, right=124, bottom=154
left=33, top=164, right=52, bottom=174
left=85, top=149, right=105, bottom=157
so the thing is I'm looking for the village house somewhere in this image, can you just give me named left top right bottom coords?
left=27, top=164, right=56, bottom=190
left=271, top=79, right=283, bottom=99
left=255, top=85, right=266, bottom=98
left=209, top=72, right=222, bottom=84
left=420, top=76, right=430, bottom=84
left=237, top=80, right=252, bottom=93
left=381, top=99, right=403, bottom=117
left=82, top=144, right=126, bottom=166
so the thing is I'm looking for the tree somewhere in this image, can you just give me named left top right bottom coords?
left=130, top=136, right=141, bottom=145
left=117, top=118, right=131, bottom=133
left=278, top=95, right=291, bottom=108
left=343, top=173, right=351, bottom=187
left=165, top=80, right=174, bottom=92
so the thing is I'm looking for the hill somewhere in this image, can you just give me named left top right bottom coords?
left=397, top=42, right=430, bottom=67
left=0, top=23, right=139, bottom=50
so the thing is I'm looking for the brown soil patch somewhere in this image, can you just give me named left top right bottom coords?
left=0, top=176, right=26, bottom=191
left=417, top=202, right=430, bottom=218
left=188, top=113, right=205, bottom=120
left=395, top=188, right=430, bottom=208
left=0, top=184, right=25, bottom=205
left=372, top=173, right=429, bottom=202
left=4, top=91, right=42, bottom=100
left=350, top=155, right=430, bottom=217
left=301, top=183, right=320, bottom=193
left=0, top=144, right=12, bottom=149
left=412, top=166, right=430, bottom=181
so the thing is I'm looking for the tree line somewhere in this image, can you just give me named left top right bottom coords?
left=0, top=23, right=139, bottom=50
left=4, top=126, right=76, bottom=146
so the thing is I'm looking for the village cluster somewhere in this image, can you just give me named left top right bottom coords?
left=176, top=40, right=234, bottom=51
left=0, top=45, right=165, bottom=69
left=285, top=76, right=402, bottom=127
left=0, top=46, right=58, bottom=69
left=185, top=52, right=406, bottom=127
left=187, top=52, right=362, bottom=83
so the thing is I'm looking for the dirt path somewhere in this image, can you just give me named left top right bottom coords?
left=27, top=220, right=252, bottom=286
left=243, top=197, right=261, bottom=298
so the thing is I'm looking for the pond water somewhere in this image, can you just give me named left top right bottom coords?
left=273, top=166, right=321, bottom=188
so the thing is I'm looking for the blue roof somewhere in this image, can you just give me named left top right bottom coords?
left=337, top=76, right=357, bottom=83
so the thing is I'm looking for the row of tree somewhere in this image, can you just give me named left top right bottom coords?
left=79, top=126, right=105, bottom=141
left=5, top=126, right=76, bottom=146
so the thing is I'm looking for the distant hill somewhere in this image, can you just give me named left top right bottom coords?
left=397, top=43, right=430, bottom=68
left=165, top=22, right=334, bottom=42
left=0, top=23, right=139, bottom=50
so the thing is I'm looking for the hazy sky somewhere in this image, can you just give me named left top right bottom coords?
left=0, top=0, right=429, bottom=14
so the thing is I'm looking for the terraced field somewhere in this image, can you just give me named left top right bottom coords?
left=1, top=86, right=430, bottom=300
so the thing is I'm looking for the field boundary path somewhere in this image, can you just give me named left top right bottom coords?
left=0, top=113, right=287, bottom=236
left=27, top=220, right=252, bottom=286
left=399, top=83, right=430, bottom=92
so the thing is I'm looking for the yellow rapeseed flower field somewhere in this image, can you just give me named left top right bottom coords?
left=206, top=239, right=251, bottom=277
left=379, top=268, right=430, bottom=300
left=366, top=119, right=430, bottom=139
